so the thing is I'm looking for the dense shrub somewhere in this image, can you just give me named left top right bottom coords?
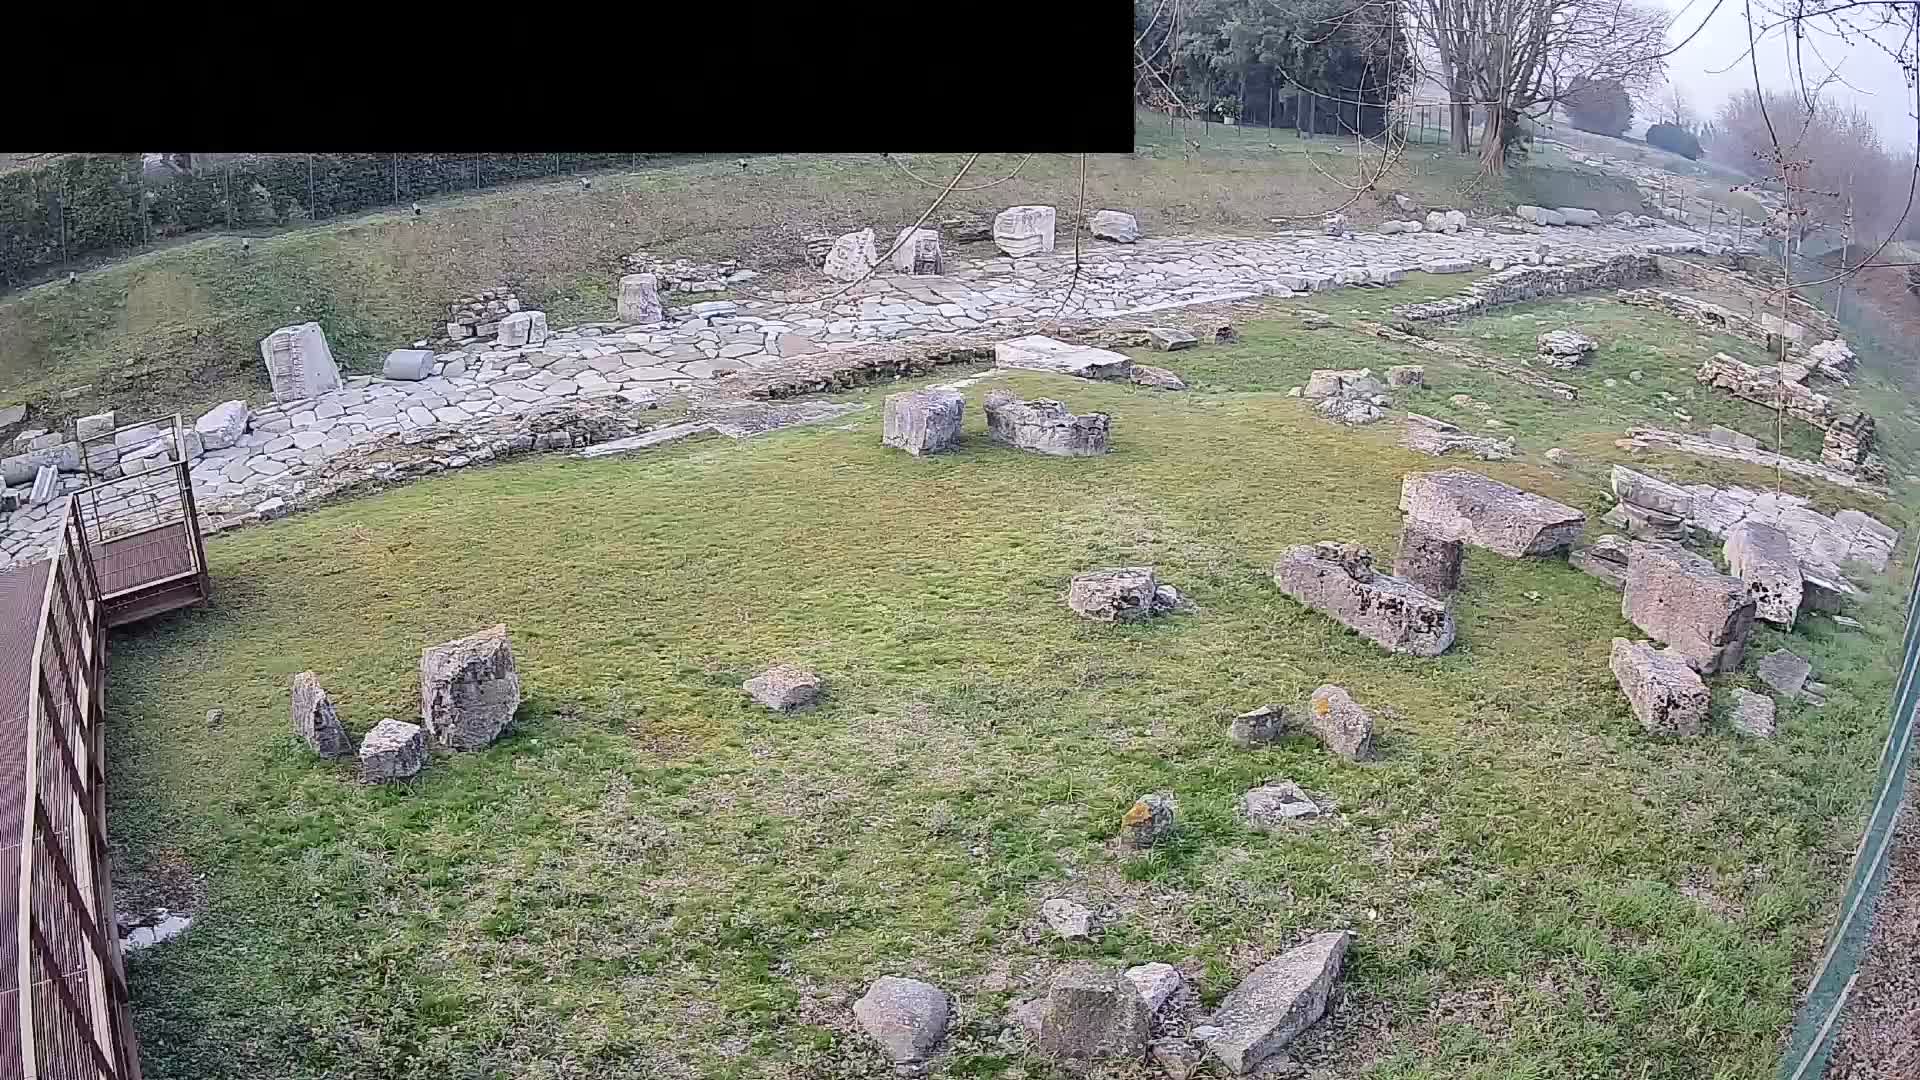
left=1564, top=77, right=1634, bottom=137
left=1645, top=123, right=1703, bottom=160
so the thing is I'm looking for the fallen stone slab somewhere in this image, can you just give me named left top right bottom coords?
left=383, top=348, right=435, bottom=381
left=854, top=976, right=951, bottom=1068
left=994, top=205, right=1057, bottom=257
left=984, top=392, right=1110, bottom=457
left=291, top=671, right=352, bottom=758
left=1610, top=638, right=1711, bottom=736
left=1729, top=688, right=1777, bottom=737
left=74, top=410, right=115, bottom=443
left=194, top=400, right=251, bottom=451
left=358, top=718, right=427, bottom=782
left=882, top=390, right=964, bottom=456
left=1129, top=364, right=1186, bottom=390
left=1757, top=647, right=1813, bottom=699
left=1536, top=329, right=1597, bottom=366
left=1316, top=396, right=1388, bottom=425
left=1042, top=898, right=1095, bottom=940
left=1306, top=684, right=1378, bottom=760
left=573, top=421, right=720, bottom=458
left=1066, top=566, right=1178, bottom=622
left=1611, top=465, right=1694, bottom=520
left=29, top=465, right=57, bottom=505
left=1089, top=209, right=1140, bottom=243
left=1556, top=207, right=1602, bottom=226
left=1147, top=327, right=1198, bottom=351
left=1126, top=963, right=1185, bottom=1014
left=1302, top=367, right=1385, bottom=400
left=993, top=335, right=1133, bottom=380
left=1242, top=781, right=1320, bottom=831
left=1119, top=792, right=1176, bottom=850
left=822, top=228, right=878, bottom=282
left=1400, top=468, right=1585, bottom=556
left=1393, top=518, right=1464, bottom=596
left=1202, top=931, right=1351, bottom=1075
left=743, top=664, right=822, bottom=712
left=1029, top=962, right=1152, bottom=1061
left=1622, top=540, right=1756, bottom=674
left=1724, top=520, right=1804, bottom=627
left=1570, top=547, right=1627, bottom=589
left=420, top=624, right=524, bottom=750
left=1271, top=542, right=1455, bottom=656
left=1400, top=414, right=1514, bottom=461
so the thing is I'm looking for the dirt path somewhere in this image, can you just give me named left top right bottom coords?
left=1824, top=773, right=1920, bottom=1078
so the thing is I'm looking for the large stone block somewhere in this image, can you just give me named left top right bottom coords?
left=2, top=441, right=82, bottom=485
left=1609, top=638, right=1710, bottom=736
left=993, top=205, right=1057, bottom=257
left=1271, top=542, right=1455, bottom=656
left=1400, top=468, right=1585, bottom=556
left=1066, top=566, right=1181, bottom=622
left=1401, top=414, right=1513, bottom=461
left=1089, top=209, right=1140, bottom=243
left=853, top=976, right=950, bottom=1067
left=1031, top=962, right=1152, bottom=1061
left=890, top=227, right=943, bottom=275
left=881, top=390, right=964, bottom=455
left=419, top=624, right=523, bottom=750
left=291, top=671, right=352, bottom=758
left=617, top=273, right=664, bottom=323
left=993, top=335, right=1132, bottom=380
left=74, top=411, right=116, bottom=443
left=822, top=228, right=878, bottom=282
left=1611, top=465, right=1693, bottom=519
left=1393, top=518, right=1464, bottom=595
left=194, top=400, right=251, bottom=451
left=1203, top=932, right=1351, bottom=1075
left=1724, top=520, right=1804, bottom=627
left=1301, top=367, right=1384, bottom=400
left=358, top=718, right=426, bottom=782
left=498, top=311, right=550, bottom=349
left=984, top=392, right=1110, bottom=457
left=383, top=349, right=435, bottom=381
left=1622, top=540, right=1757, bottom=674
left=260, top=322, right=343, bottom=403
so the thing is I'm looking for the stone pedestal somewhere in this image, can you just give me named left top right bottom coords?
left=618, top=273, right=664, bottom=323
left=259, top=322, right=342, bottom=404
left=993, top=206, right=1057, bottom=257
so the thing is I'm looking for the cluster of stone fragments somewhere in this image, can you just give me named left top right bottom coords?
left=802, top=204, right=1144, bottom=285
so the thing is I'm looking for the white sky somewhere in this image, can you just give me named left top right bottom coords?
left=1658, top=0, right=1916, bottom=144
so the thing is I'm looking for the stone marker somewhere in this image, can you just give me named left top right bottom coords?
left=1729, top=689, right=1777, bottom=737
left=854, top=976, right=951, bottom=1067
left=1033, top=962, right=1152, bottom=1060
left=1723, top=521, right=1804, bottom=627
left=1042, top=898, right=1095, bottom=940
left=1306, top=685, right=1378, bottom=760
left=1230, top=705, right=1291, bottom=747
left=259, top=322, right=343, bottom=403
left=1119, top=792, right=1176, bottom=850
left=881, top=390, right=964, bottom=456
left=291, top=670, right=352, bottom=758
left=1385, top=365, right=1424, bottom=388
left=1400, top=414, right=1514, bottom=461
left=1609, top=638, right=1710, bottom=736
left=993, top=335, right=1132, bottom=380
left=1242, top=781, right=1320, bottom=831
left=358, top=718, right=427, bottom=782
left=383, top=348, right=435, bottom=381
left=1126, top=962, right=1185, bottom=1014
left=419, top=624, right=524, bottom=750
left=1272, top=542, right=1456, bottom=656
left=28, top=465, right=57, bottom=506
left=75, top=411, right=116, bottom=443
left=194, top=400, right=251, bottom=451
left=1147, top=327, right=1198, bottom=352
left=498, top=311, right=550, bottom=349
left=994, top=205, right=1057, bottom=257
left=1393, top=518, right=1465, bottom=596
left=1202, top=931, right=1352, bottom=1075
left=1129, top=364, right=1187, bottom=390
left=1400, top=468, right=1585, bottom=557
left=1301, top=367, right=1385, bottom=400
left=890, top=226, right=944, bottom=275
left=743, top=664, right=822, bottom=712
left=823, top=228, right=879, bottom=282
left=1622, top=540, right=1756, bottom=674
left=1089, top=210, right=1140, bottom=243
left=984, top=392, right=1110, bottom=457
left=1757, top=647, right=1813, bottom=699
left=617, top=273, right=664, bottom=323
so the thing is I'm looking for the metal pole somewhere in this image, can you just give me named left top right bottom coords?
left=393, top=153, right=399, bottom=205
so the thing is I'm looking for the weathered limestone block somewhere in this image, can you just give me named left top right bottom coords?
left=1316, top=396, right=1387, bottom=425
left=1301, top=368, right=1385, bottom=400
left=1147, top=327, right=1198, bottom=351
left=1758, top=647, right=1813, bottom=699
left=1400, top=468, right=1585, bottom=556
left=617, top=273, right=664, bottom=323
left=1385, top=365, right=1424, bottom=387
left=420, top=624, right=524, bottom=750
left=1622, top=541, right=1756, bottom=674
left=260, top=322, right=342, bottom=403
left=984, top=392, right=1110, bottom=457
left=1089, top=209, right=1140, bottom=243
left=1808, top=338, right=1857, bottom=379
left=743, top=664, right=822, bottom=712
left=74, top=411, right=116, bottom=443
left=1119, top=792, right=1177, bottom=850
left=1066, top=566, right=1179, bottom=622
left=1230, top=704, right=1292, bottom=747
left=1271, top=543, right=1455, bottom=656
left=498, top=311, right=550, bottom=349
left=194, top=400, right=251, bottom=451
left=890, top=227, right=943, bottom=275
left=1611, top=465, right=1694, bottom=519
left=1724, top=520, right=1804, bottom=627
left=1041, top=898, right=1094, bottom=940
left=1130, top=364, right=1187, bottom=390
left=1394, top=518, right=1465, bottom=595
left=383, top=349, right=435, bottom=381
left=1202, top=932, right=1351, bottom=1075
left=1730, top=688, right=1777, bottom=737
left=1556, top=207, right=1601, bottom=226
left=1609, top=638, right=1710, bottom=736
left=1695, top=352, right=1834, bottom=427
left=1028, top=962, right=1152, bottom=1060
left=854, top=976, right=950, bottom=1067
left=29, top=465, right=57, bottom=505
left=823, top=228, right=879, bottom=282
left=881, top=390, right=964, bottom=456
left=358, top=718, right=426, bottom=782
left=1305, top=684, right=1378, bottom=760
left=291, top=670, right=351, bottom=758
left=993, top=205, right=1057, bottom=257
left=1400, top=414, right=1513, bottom=461
left=1536, top=329, right=1597, bottom=366
left=993, top=335, right=1132, bottom=380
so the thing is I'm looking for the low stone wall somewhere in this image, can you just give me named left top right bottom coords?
left=1615, top=287, right=1824, bottom=357
left=724, top=340, right=995, bottom=399
left=1390, top=253, right=1664, bottom=322
left=1651, top=255, right=1837, bottom=340
left=1693, top=351, right=1837, bottom=428
left=444, top=290, right=522, bottom=342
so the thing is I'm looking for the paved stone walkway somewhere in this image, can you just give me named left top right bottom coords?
left=0, top=217, right=1708, bottom=568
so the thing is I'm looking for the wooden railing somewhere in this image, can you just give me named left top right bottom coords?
left=15, top=498, right=141, bottom=1080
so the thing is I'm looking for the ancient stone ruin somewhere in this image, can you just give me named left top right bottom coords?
left=358, top=718, right=426, bottom=783
left=1609, top=638, right=1711, bottom=736
left=1621, top=540, right=1756, bottom=674
left=260, top=322, right=343, bottom=404
left=743, top=665, right=822, bottom=712
left=983, top=392, right=1110, bottom=457
left=881, top=390, right=964, bottom=456
left=1535, top=329, right=1597, bottom=367
left=993, top=205, right=1057, bottom=257
left=1400, top=414, right=1513, bottom=461
left=618, top=273, right=665, bottom=324
left=1723, top=520, right=1804, bottom=627
left=1271, top=542, right=1455, bottom=656
left=1570, top=533, right=1631, bottom=589
left=1088, top=209, right=1139, bottom=243
left=1400, top=469, right=1585, bottom=557
left=1694, top=351, right=1836, bottom=427
left=383, top=349, right=434, bottom=382
left=291, top=670, right=351, bottom=758
left=994, top=335, right=1132, bottom=380
left=1394, top=518, right=1465, bottom=595
left=420, top=624, right=524, bottom=750
left=443, top=289, right=521, bottom=342
left=1065, top=566, right=1181, bottom=622
left=823, top=228, right=879, bottom=282
left=853, top=976, right=951, bottom=1069
left=889, top=227, right=944, bottom=276
left=1203, top=931, right=1351, bottom=1074
left=498, top=311, right=550, bottom=349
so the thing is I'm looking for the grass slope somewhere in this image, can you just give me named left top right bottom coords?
left=108, top=294, right=1909, bottom=1079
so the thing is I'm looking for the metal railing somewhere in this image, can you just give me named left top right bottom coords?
left=72, top=417, right=207, bottom=609
left=14, top=498, right=141, bottom=1080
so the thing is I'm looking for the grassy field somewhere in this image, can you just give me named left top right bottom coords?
left=0, top=117, right=1643, bottom=437
left=106, top=289, right=1910, bottom=1079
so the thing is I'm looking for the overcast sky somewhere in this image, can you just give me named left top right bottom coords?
left=1658, top=0, right=1916, bottom=144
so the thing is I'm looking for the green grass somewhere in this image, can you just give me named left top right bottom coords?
left=108, top=297, right=1911, bottom=1079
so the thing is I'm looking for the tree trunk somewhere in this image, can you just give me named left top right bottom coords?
left=1479, top=107, right=1508, bottom=175
left=1448, top=98, right=1472, bottom=154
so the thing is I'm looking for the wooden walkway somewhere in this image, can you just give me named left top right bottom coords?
left=0, top=559, right=49, bottom=1080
